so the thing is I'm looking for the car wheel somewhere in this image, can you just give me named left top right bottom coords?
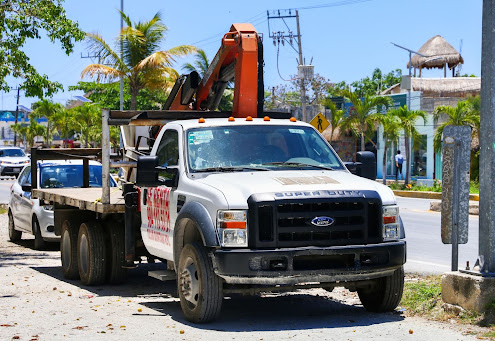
left=77, top=222, right=107, bottom=286
left=8, top=210, right=22, bottom=242
left=178, top=242, right=223, bottom=323
left=61, top=220, right=80, bottom=280
left=33, top=217, right=46, bottom=250
left=358, top=266, right=404, bottom=312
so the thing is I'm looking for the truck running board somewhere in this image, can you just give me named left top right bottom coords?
left=148, top=270, right=177, bottom=281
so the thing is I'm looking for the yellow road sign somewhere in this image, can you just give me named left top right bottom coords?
left=310, top=113, right=330, bottom=133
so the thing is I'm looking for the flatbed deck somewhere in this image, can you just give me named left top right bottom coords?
left=33, top=188, right=125, bottom=214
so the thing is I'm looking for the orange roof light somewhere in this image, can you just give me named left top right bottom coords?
left=228, top=116, right=235, bottom=122
left=290, top=117, right=297, bottom=122
left=246, top=116, right=253, bottom=121
left=198, top=118, right=205, bottom=123
left=264, top=116, right=270, bottom=121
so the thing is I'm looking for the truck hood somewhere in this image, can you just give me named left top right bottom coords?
left=195, top=170, right=396, bottom=208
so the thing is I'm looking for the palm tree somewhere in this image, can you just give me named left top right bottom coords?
left=82, top=11, right=195, bottom=110
left=71, top=104, right=101, bottom=147
left=182, top=49, right=210, bottom=78
left=341, top=90, right=392, bottom=151
left=390, top=105, right=427, bottom=185
left=323, top=98, right=345, bottom=143
left=32, top=99, right=63, bottom=147
left=433, top=100, right=480, bottom=153
left=52, top=108, right=77, bottom=148
left=11, top=116, right=45, bottom=150
left=376, top=111, right=401, bottom=184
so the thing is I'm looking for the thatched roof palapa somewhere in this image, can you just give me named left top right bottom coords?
left=407, top=35, right=464, bottom=70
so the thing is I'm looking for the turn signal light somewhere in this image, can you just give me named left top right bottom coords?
left=220, top=221, right=247, bottom=229
left=383, top=216, right=396, bottom=224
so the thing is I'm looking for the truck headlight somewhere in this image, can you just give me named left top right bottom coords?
left=217, top=210, right=248, bottom=247
left=383, top=205, right=400, bottom=241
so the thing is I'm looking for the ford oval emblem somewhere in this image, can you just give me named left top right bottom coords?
left=311, top=216, right=335, bottom=227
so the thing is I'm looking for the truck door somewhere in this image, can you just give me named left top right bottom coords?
left=141, top=128, right=180, bottom=260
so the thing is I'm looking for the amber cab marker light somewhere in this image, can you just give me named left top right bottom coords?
left=198, top=118, right=205, bottom=123
left=264, top=116, right=270, bottom=121
left=290, top=117, right=297, bottom=122
left=246, top=116, right=253, bottom=121
left=228, top=116, right=235, bottom=122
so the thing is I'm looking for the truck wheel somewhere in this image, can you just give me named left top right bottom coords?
left=178, top=242, right=223, bottom=323
left=33, top=217, right=46, bottom=250
left=61, top=220, right=79, bottom=280
left=8, top=211, right=22, bottom=242
left=358, top=266, right=404, bottom=312
left=78, top=222, right=107, bottom=286
left=106, top=222, right=127, bottom=284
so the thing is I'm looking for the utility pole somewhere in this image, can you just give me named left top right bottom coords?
left=479, top=0, right=495, bottom=274
left=120, top=0, right=124, bottom=111
left=12, top=87, right=20, bottom=147
left=267, top=9, right=313, bottom=122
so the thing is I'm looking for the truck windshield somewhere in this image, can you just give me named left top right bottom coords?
left=187, top=125, right=345, bottom=172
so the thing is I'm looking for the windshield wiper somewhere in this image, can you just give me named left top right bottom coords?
left=262, top=161, right=334, bottom=171
left=195, top=166, right=268, bottom=173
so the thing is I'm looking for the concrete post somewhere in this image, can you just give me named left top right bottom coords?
left=101, top=109, right=110, bottom=205
left=479, top=0, right=495, bottom=274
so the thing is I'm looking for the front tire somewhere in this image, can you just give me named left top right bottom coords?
left=8, top=211, right=21, bottom=242
left=77, top=222, right=107, bottom=286
left=61, top=220, right=80, bottom=280
left=33, top=217, right=46, bottom=250
left=178, top=242, right=223, bottom=323
left=106, top=222, right=127, bottom=284
left=358, top=266, right=404, bottom=312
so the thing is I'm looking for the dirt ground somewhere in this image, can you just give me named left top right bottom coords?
left=0, top=212, right=486, bottom=341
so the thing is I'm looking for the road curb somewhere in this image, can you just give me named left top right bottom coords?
left=429, top=200, right=479, bottom=215
left=393, top=190, right=479, bottom=201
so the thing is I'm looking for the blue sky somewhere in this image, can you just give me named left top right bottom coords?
left=1, top=0, right=482, bottom=110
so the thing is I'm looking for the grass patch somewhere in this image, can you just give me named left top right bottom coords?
left=388, top=180, right=479, bottom=194
left=0, top=207, right=7, bottom=215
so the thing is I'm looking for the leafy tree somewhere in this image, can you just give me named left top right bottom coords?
left=375, top=111, right=401, bottom=184
left=390, top=105, right=427, bottom=185
left=81, top=11, right=194, bottom=110
left=322, top=98, right=345, bottom=143
left=32, top=99, right=63, bottom=147
left=341, top=89, right=392, bottom=151
left=351, top=68, right=402, bottom=98
left=68, top=81, right=168, bottom=110
left=433, top=100, right=480, bottom=153
left=0, top=0, right=85, bottom=97
left=182, top=49, right=210, bottom=78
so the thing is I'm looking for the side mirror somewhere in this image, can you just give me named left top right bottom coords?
left=344, top=151, right=376, bottom=181
left=22, top=184, right=32, bottom=192
left=136, top=156, right=179, bottom=188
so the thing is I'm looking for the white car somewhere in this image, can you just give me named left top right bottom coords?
left=8, top=160, right=117, bottom=249
left=0, top=147, right=30, bottom=177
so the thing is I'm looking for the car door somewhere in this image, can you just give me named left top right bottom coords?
left=16, top=166, right=33, bottom=232
left=141, top=128, right=180, bottom=261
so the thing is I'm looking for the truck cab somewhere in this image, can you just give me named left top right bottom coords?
left=136, top=116, right=406, bottom=323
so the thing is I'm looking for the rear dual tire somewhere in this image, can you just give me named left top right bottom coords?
left=78, top=222, right=107, bottom=286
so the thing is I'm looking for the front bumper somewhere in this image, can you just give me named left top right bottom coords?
left=1, top=165, right=25, bottom=176
left=212, top=241, right=406, bottom=285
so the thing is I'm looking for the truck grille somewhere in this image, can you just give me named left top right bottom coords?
left=248, top=192, right=382, bottom=248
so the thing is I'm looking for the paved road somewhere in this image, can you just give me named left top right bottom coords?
left=0, top=177, right=14, bottom=204
left=398, top=196, right=479, bottom=275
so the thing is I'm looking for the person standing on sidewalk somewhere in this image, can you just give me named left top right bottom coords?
left=395, top=150, right=404, bottom=181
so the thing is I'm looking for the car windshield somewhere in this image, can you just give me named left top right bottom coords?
left=187, top=125, right=345, bottom=172
left=0, top=148, right=25, bottom=157
left=39, top=164, right=116, bottom=188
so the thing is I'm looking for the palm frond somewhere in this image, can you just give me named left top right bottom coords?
left=81, top=64, right=122, bottom=81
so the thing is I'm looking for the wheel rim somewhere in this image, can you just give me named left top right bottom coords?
left=79, top=233, right=89, bottom=275
left=180, top=256, right=200, bottom=307
left=61, top=229, right=71, bottom=270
